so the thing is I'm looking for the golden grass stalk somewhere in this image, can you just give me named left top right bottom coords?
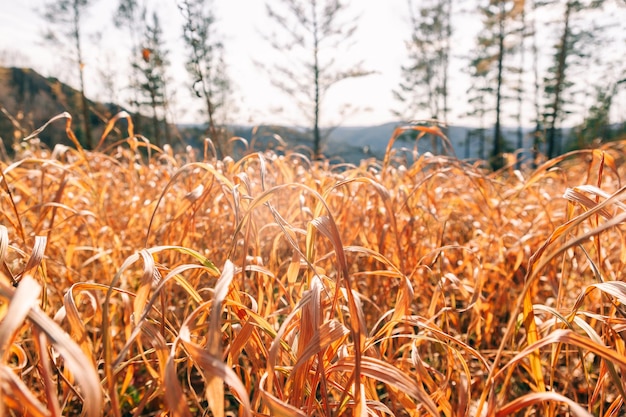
left=1, top=114, right=626, bottom=415
left=0, top=276, right=102, bottom=416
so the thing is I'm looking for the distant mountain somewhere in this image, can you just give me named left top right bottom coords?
left=325, top=123, right=540, bottom=164
left=166, top=121, right=570, bottom=165
left=2, top=67, right=622, bottom=164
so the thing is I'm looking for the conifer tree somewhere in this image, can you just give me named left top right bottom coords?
left=575, top=81, right=620, bottom=147
left=529, top=0, right=543, bottom=165
left=113, top=0, right=146, bottom=135
left=469, top=0, right=523, bottom=168
left=542, top=0, right=607, bottom=158
left=513, top=4, right=527, bottom=166
left=394, top=0, right=452, bottom=124
left=465, top=45, right=493, bottom=161
left=179, top=0, right=231, bottom=158
left=133, top=11, right=171, bottom=147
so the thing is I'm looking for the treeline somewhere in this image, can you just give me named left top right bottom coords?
left=395, top=0, right=625, bottom=167
left=5, top=0, right=626, bottom=164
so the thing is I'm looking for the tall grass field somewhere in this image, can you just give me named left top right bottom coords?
left=1, top=115, right=626, bottom=416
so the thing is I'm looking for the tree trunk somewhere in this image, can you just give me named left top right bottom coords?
left=442, top=0, right=452, bottom=124
left=74, top=3, right=93, bottom=148
left=516, top=6, right=526, bottom=169
left=491, top=1, right=506, bottom=169
left=479, top=128, right=485, bottom=161
left=547, top=0, right=572, bottom=159
left=203, top=76, right=222, bottom=158
left=312, top=0, right=321, bottom=159
left=162, top=82, right=171, bottom=145
left=531, top=0, right=541, bottom=168
left=150, top=89, right=161, bottom=147
left=163, top=114, right=171, bottom=145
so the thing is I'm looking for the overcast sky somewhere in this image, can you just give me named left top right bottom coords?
left=0, top=1, right=624, bottom=129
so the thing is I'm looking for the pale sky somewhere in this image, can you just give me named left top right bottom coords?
left=0, top=0, right=624, bottom=129
left=0, top=0, right=480, bottom=127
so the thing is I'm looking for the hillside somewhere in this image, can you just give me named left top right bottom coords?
left=0, top=67, right=127, bottom=151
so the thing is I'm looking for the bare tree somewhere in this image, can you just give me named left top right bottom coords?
left=261, top=0, right=373, bottom=158
left=113, top=0, right=146, bottom=135
left=42, top=0, right=95, bottom=148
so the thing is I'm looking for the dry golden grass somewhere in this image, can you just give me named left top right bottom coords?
left=1, top=114, right=626, bottom=416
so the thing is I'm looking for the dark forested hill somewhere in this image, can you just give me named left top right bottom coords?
left=0, top=67, right=128, bottom=151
